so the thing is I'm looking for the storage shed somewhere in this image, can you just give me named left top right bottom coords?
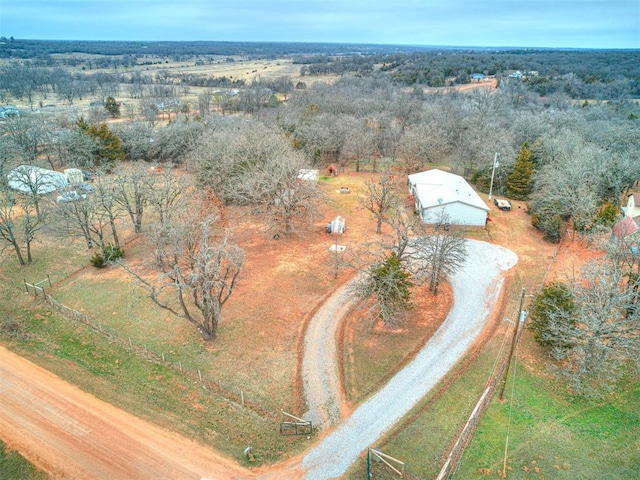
left=64, top=168, right=84, bottom=185
left=408, top=169, right=489, bottom=227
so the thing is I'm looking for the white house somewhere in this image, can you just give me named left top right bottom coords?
left=7, top=165, right=69, bottom=195
left=408, top=169, right=489, bottom=227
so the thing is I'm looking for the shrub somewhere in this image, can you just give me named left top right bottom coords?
left=594, top=201, right=619, bottom=228
left=90, top=244, right=124, bottom=268
left=90, top=251, right=107, bottom=268
left=0, top=316, right=22, bottom=338
left=527, top=282, right=575, bottom=348
left=103, top=244, right=124, bottom=263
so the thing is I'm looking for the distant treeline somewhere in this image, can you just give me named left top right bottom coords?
left=0, top=38, right=425, bottom=60
left=1, top=39, right=639, bottom=101
left=296, top=49, right=640, bottom=91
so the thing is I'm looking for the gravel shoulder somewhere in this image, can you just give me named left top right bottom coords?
left=300, top=239, right=518, bottom=479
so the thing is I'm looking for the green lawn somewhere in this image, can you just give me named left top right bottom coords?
left=457, top=365, right=640, bottom=479
left=344, top=333, right=508, bottom=480
left=344, top=333, right=640, bottom=480
left=0, top=440, right=47, bottom=480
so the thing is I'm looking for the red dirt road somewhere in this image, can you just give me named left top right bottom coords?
left=0, top=345, right=251, bottom=480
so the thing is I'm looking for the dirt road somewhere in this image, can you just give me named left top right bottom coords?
left=0, top=345, right=251, bottom=480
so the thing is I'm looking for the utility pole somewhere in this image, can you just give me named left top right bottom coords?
left=488, top=153, right=499, bottom=201
left=499, top=287, right=527, bottom=401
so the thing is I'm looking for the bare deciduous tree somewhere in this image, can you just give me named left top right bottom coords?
left=123, top=212, right=243, bottom=342
left=0, top=193, right=44, bottom=265
left=197, top=88, right=215, bottom=117
left=52, top=195, right=107, bottom=249
left=359, top=174, right=402, bottom=234
left=113, top=166, right=153, bottom=234
left=21, top=196, right=44, bottom=263
left=408, top=214, right=468, bottom=295
left=541, top=257, right=640, bottom=396
left=146, top=169, right=189, bottom=226
left=192, top=119, right=324, bottom=237
left=92, top=173, right=123, bottom=248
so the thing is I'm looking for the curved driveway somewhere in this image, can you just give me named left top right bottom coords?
left=300, top=239, right=517, bottom=479
left=0, top=240, right=516, bottom=480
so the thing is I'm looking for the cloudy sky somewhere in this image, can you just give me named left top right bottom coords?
left=1, top=0, right=638, bottom=49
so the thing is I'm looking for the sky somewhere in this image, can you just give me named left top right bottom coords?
left=0, top=0, right=638, bottom=49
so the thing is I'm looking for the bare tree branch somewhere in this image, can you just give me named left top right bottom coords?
left=122, top=210, right=243, bottom=342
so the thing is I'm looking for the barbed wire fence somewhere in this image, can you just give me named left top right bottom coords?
left=32, top=285, right=278, bottom=422
left=436, top=237, right=565, bottom=479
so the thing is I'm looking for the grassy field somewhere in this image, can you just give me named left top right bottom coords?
left=0, top=440, right=47, bottom=480
left=457, top=362, right=640, bottom=479
left=4, top=298, right=310, bottom=467
left=344, top=323, right=640, bottom=479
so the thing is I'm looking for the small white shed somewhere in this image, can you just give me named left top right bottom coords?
left=298, top=169, right=319, bottom=182
left=64, top=168, right=84, bottom=185
left=408, top=169, right=489, bottom=227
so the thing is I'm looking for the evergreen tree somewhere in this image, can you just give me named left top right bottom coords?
left=104, top=96, right=120, bottom=118
left=527, top=282, right=575, bottom=348
left=505, top=142, right=534, bottom=200
left=357, top=252, right=414, bottom=328
left=77, top=119, right=124, bottom=168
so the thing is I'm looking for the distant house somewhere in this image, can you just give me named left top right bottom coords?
left=7, top=165, right=68, bottom=195
left=471, top=73, right=485, bottom=82
left=508, top=71, right=523, bottom=79
left=0, top=105, right=19, bottom=118
left=624, top=194, right=640, bottom=219
left=408, top=169, right=489, bottom=227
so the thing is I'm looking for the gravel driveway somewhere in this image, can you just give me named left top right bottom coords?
left=302, top=278, right=358, bottom=428
left=300, top=239, right=518, bottom=479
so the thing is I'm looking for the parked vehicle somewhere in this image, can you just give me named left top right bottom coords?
left=56, top=190, right=87, bottom=203
left=77, top=183, right=94, bottom=194
left=494, top=198, right=512, bottom=211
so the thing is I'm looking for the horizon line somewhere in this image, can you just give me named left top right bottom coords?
left=1, top=38, right=638, bottom=51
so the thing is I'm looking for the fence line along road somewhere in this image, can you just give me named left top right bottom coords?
left=36, top=287, right=277, bottom=421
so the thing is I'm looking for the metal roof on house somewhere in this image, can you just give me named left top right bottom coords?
left=408, top=169, right=489, bottom=212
